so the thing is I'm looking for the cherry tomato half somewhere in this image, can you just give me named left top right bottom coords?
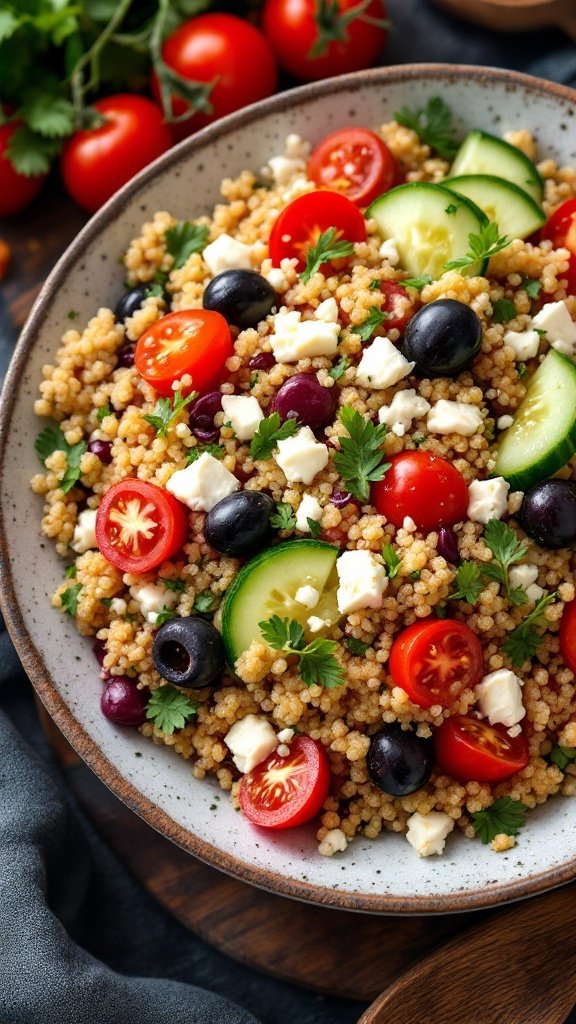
left=269, top=190, right=367, bottom=273
left=435, top=715, right=530, bottom=783
left=389, top=618, right=484, bottom=709
left=96, top=479, right=188, bottom=574
left=541, top=197, right=576, bottom=294
left=0, top=120, right=46, bottom=216
left=560, top=600, right=576, bottom=675
left=308, top=127, right=397, bottom=207
left=239, top=735, right=330, bottom=830
left=379, top=281, right=416, bottom=333
left=372, top=451, right=469, bottom=532
left=135, top=310, right=233, bottom=397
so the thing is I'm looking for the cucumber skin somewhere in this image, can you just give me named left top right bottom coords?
left=443, top=175, right=546, bottom=238
left=450, top=130, right=543, bottom=202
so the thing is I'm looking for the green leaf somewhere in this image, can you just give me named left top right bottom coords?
left=20, top=91, right=75, bottom=138
left=259, top=615, right=306, bottom=653
left=144, top=390, right=198, bottom=438
left=445, top=203, right=458, bottom=215
left=522, top=276, right=542, bottom=300
left=550, top=745, right=576, bottom=771
left=482, top=519, right=529, bottom=602
left=502, top=590, right=558, bottom=666
left=333, top=406, right=390, bottom=503
left=306, top=517, right=322, bottom=539
left=96, top=403, right=113, bottom=423
left=300, top=226, right=354, bottom=284
left=445, top=222, right=511, bottom=273
left=65, top=563, right=77, bottom=579
left=269, top=502, right=296, bottom=531
left=153, top=57, right=214, bottom=124
left=0, top=10, right=21, bottom=43
left=382, top=543, right=401, bottom=579
left=401, top=274, right=433, bottom=290
left=165, top=221, right=209, bottom=269
left=35, top=424, right=86, bottom=493
left=394, top=96, right=458, bottom=160
left=185, top=443, right=224, bottom=465
left=356, top=305, right=387, bottom=343
left=328, top=356, right=350, bottom=381
left=298, top=636, right=345, bottom=688
left=145, top=685, right=198, bottom=735
left=6, top=125, right=59, bottom=176
left=491, top=298, right=517, bottom=324
left=471, top=797, right=527, bottom=844
left=159, top=577, right=186, bottom=593
left=193, top=591, right=218, bottom=614
left=250, top=412, right=299, bottom=461
left=368, top=279, right=381, bottom=291
left=35, top=424, right=67, bottom=464
left=155, top=605, right=177, bottom=627
left=61, top=582, right=82, bottom=617
left=449, top=561, right=483, bottom=604
left=344, top=636, right=371, bottom=656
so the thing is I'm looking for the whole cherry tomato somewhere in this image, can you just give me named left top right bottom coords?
left=308, top=127, right=397, bottom=206
left=268, top=190, right=366, bottom=273
left=435, top=715, right=530, bottom=783
left=389, top=618, right=484, bottom=708
left=541, top=197, right=576, bottom=294
left=135, top=309, right=233, bottom=397
left=372, top=451, right=469, bottom=532
left=0, top=120, right=45, bottom=216
left=96, top=479, right=188, bottom=573
left=239, top=735, right=330, bottom=829
left=560, top=600, right=576, bottom=675
left=61, top=95, right=173, bottom=213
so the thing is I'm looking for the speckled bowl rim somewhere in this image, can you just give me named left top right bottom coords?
left=2, top=63, right=576, bottom=914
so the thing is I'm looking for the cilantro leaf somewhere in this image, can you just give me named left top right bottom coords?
left=522, top=276, right=542, bottom=300
left=60, top=583, right=82, bottom=616
left=193, top=591, right=218, bottom=614
left=259, top=615, right=345, bottom=688
left=159, top=578, right=186, bottom=593
left=402, top=274, right=433, bottom=290
left=35, top=424, right=87, bottom=494
left=394, top=97, right=458, bottom=160
left=155, top=605, right=177, bottom=627
left=20, top=91, right=75, bottom=138
left=144, top=390, right=198, bottom=437
left=382, top=543, right=401, bottom=578
left=307, top=517, right=322, bottom=539
left=344, top=636, right=371, bottom=656
left=250, top=412, right=299, bottom=461
left=186, top=443, right=224, bottom=465
left=96, top=403, right=113, bottom=423
left=491, top=298, right=517, bottom=324
left=502, top=591, right=558, bottom=666
left=471, top=797, right=527, bottom=844
left=328, top=356, right=350, bottom=381
left=550, top=745, right=576, bottom=771
left=165, top=221, right=209, bottom=269
left=356, top=305, right=387, bottom=343
left=269, top=502, right=296, bottom=531
left=259, top=615, right=305, bottom=652
left=65, top=564, right=77, bottom=579
left=6, top=125, right=59, bottom=175
left=333, top=406, right=390, bottom=502
left=145, top=685, right=198, bottom=735
left=449, top=561, right=483, bottom=604
left=482, top=519, right=529, bottom=603
left=300, top=227, right=354, bottom=284
left=445, top=222, right=511, bottom=273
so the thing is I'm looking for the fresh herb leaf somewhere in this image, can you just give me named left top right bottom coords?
left=300, top=227, right=354, bottom=284
left=522, top=276, right=542, bottom=300
left=445, top=203, right=458, bottom=215
left=7, top=125, right=60, bottom=176
left=550, top=745, right=576, bottom=771
left=145, top=685, right=198, bottom=735
left=394, top=96, right=458, bottom=160
left=60, top=583, right=82, bottom=616
left=356, top=305, right=387, bottom=343
left=65, top=563, right=77, bottom=579
left=449, top=561, right=483, bottom=604
left=369, top=279, right=381, bottom=291
left=144, top=390, right=198, bottom=437
left=260, top=614, right=305, bottom=652
left=20, top=91, right=75, bottom=138
left=96, top=403, right=113, bottom=422
left=328, top=356, right=350, bottom=381
left=491, top=298, right=517, bottom=324
left=249, top=372, right=259, bottom=390
left=159, top=578, right=186, bottom=593
left=482, top=519, right=529, bottom=603
left=193, top=591, right=218, bottom=614
left=250, top=412, right=299, bottom=461
left=270, top=502, right=296, bottom=531
left=402, top=274, right=433, bottom=290
left=259, top=615, right=345, bottom=689
left=412, top=433, right=426, bottom=447
left=185, top=443, right=224, bottom=465
left=100, top=597, right=113, bottom=608
left=145, top=282, right=165, bottom=298
left=333, top=406, right=390, bottom=502
left=34, top=424, right=87, bottom=494
left=165, top=221, right=209, bottom=269
left=471, top=797, right=527, bottom=845
left=155, top=605, right=177, bottom=626
left=344, top=636, right=371, bottom=656
left=307, top=517, right=322, bottom=539
left=517, top=362, right=528, bottom=379
left=382, top=543, right=401, bottom=578
left=445, top=222, right=511, bottom=273
left=411, top=570, right=421, bottom=581
left=533, top=327, right=547, bottom=338
left=502, top=591, right=558, bottom=666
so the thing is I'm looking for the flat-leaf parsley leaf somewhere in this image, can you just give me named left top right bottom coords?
left=482, top=519, right=529, bottom=606
left=35, top=424, right=87, bottom=494
left=144, top=390, right=198, bottom=438
left=269, top=502, right=296, bottom=531
left=550, top=745, right=576, bottom=771
left=445, top=222, right=511, bottom=273
left=449, top=561, right=483, bottom=604
left=60, top=583, right=82, bottom=616
left=344, top=637, right=372, bottom=656
left=471, top=796, right=527, bottom=844
left=300, top=227, right=355, bottom=284
left=491, top=298, right=517, bottom=324
left=382, top=544, right=401, bottom=578
left=333, top=406, right=390, bottom=503
left=394, top=97, right=458, bottom=160
left=328, top=356, right=350, bottom=381
left=259, top=615, right=345, bottom=689
left=145, top=685, right=198, bottom=735
left=356, top=305, right=387, bottom=342
left=186, top=443, right=224, bottom=465
left=502, top=591, right=558, bottom=667
left=250, top=412, right=299, bottom=461
left=165, top=221, right=209, bottom=269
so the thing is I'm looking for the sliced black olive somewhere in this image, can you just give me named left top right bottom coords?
left=402, top=299, right=482, bottom=377
left=367, top=723, right=434, bottom=797
left=152, top=617, right=225, bottom=689
left=203, top=269, right=277, bottom=329
left=205, top=491, right=276, bottom=557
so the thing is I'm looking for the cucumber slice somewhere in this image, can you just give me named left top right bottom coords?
left=444, top=175, right=545, bottom=241
left=221, top=539, right=339, bottom=666
left=493, top=350, right=576, bottom=490
left=449, top=130, right=543, bottom=203
left=367, top=182, right=488, bottom=280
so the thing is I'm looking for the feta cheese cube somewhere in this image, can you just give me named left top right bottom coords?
left=221, top=395, right=264, bottom=441
left=275, top=426, right=329, bottom=484
left=110, top=597, right=127, bottom=616
left=224, top=714, right=278, bottom=774
left=203, top=233, right=253, bottom=276
left=264, top=267, right=289, bottom=292
left=277, top=727, right=295, bottom=744
left=378, top=389, right=430, bottom=437
left=295, top=585, right=320, bottom=609
left=295, top=493, right=323, bottom=532
left=71, top=508, right=98, bottom=553
left=307, top=615, right=327, bottom=633
left=356, top=337, right=415, bottom=390
left=130, top=581, right=178, bottom=624
left=379, top=238, right=400, bottom=266
left=508, top=724, right=523, bottom=738
left=402, top=516, right=417, bottom=532
left=476, top=668, right=526, bottom=729
left=532, top=300, right=576, bottom=356
left=497, top=414, right=514, bottom=430
left=467, top=477, right=510, bottom=524
left=427, top=400, right=484, bottom=437
left=509, top=564, right=544, bottom=604
left=315, top=297, right=339, bottom=323
left=268, top=154, right=305, bottom=186
left=503, top=328, right=540, bottom=360
left=336, top=550, right=388, bottom=615
left=318, top=828, right=348, bottom=857
left=269, top=309, right=339, bottom=362
left=166, top=453, right=239, bottom=512
left=406, top=811, right=454, bottom=857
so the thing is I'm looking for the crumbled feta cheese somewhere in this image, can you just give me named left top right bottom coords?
left=295, top=585, right=320, bottom=609
left=379, top=238, right=400, bottom=266
left=427, top=400, right=484, bottom=437
left=402, top=516, right=417, bottom=532
left=307, top=615, right=327, bottom=633
left=318, top=828, right=348, bottom=857
left=356, top=337, right=415, bottom=390
left=264, top=266, right=289, bottom=292
left=276, top=744, right=290, bottom=757
left=130, top=581, right=178, bottom=624
left=315, top=297, right=339, bottom=323
left=282, top=176, right=312, bottom=203
left=476, top=668, right=526, bottom=729
left=378, top=389, right=430, bottom=437
left=406, top=811, right=454, bottom=857
left=508, top=724, right=523, bottom=738
left=224, top=714, right=278, bottom=774
left=166, top=453, right=239, bottom=512
left=203, top=233, right=253, bottom=276
left=295, top=493, right=323, bottom=532
left=503, top=328, right=540, bottom=360
left=284, top=133, right=310, bottom=160
left=336, top=550, right=388, bottom=615
left=220, top=395, right=264, bottom=441
left=532, top=300, right=576, bottom=356
left=275, top=426, right=329, bottom=484
left=497, top=414, right=514, bottom=430
left=71, top=508, right=98, bottom=554
left=110, top=597, right=127, bottom=616
left=467, top=477, right=510, bottom=524
left=268, top=154, right=306, bottom=186
left=509, top=564, right=544, bottom=604
left=277, top=728, right=295, bottom=744
left=269, top=309, right=339, bottom=362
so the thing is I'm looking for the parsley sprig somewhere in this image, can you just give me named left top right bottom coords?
left=193, top=592, right=219, bottom=614
left=250, top=412, right=299, bottom=461
left=401, top=274, right=433, bottom=290
left=35, top=424, right=87, bottom=494
left=333, top=407, right=390, bottom=503
left=502, top=591, right=558, bottom=667
left=270, top=502, right=296, bottom=531
left=144, top=390, right=198, bottom=437
left=394, top=96, right=458, bottom=160
left=522, top=275, right=542, bottom=300
left=471, top=797, right=527, bottom=845
left=449, top=562, right=483, bottom=604
left=186, top=443, right=224, bottom=465
left=165, top=221, right=209, bottom=269
left=300, top=227, right=355, bottom=284
left=344, top=636, right=372, bottom=656
left=145, top=685, right=198, bottom=735
left=382, top=544, right=401, bottom=579
left=491, top=298, right=517, bottom=324
left=356, top=305, right=387, bottom=343
left=328, top=356, right=350, bottom=381
left=482, top=520, right=529, bottom=606
left=445, top=223, right=511, bottom=273
left=259, top=615, right=345, bottom=689
left=550, top=745, right=576, bottom=771
left=60, top=582, right=82, bottom=616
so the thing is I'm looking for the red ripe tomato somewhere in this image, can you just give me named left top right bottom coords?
left=96, top=479, right=188, bottom=573
left=135, top=310, right=233, bottom=397
left=308, top=127, right=397, bottom=207
left=372, top=451, right=469, bottom=532
left=560, top=600, right=576, bottom=675
left=435, top=715, right=530, bottom=783
left=268, top=190, right=366, bottom=273
left=154, top=13, right=277, bottom=140
left=379, top=281, right=416, bottom=333
left=239, top=735, right=330, bottom=829
left=389, top=619, right=484, bottom=709
left=0, top=120, right=45, bottom=216
left=541, top=197, right=576, bottom=294
left=61, top=95, right=173, bottom=213
left=262, top=0, right=388, bottom=82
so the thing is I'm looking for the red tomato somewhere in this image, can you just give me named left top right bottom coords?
left=135, top=310, right=233, bottom=397
left=372, top=451, right=469, bottom=532
left=154, top=13, right=277, bottom=140
left=269, top=190, right=366, bottom=273
left=262, top=0, right=387, bottom=82
left=541, top=197, right=576, bottom=294
left=0, top=121, right=45, bottom=216
left=61, top=95, right=173, bottom=213
left=379, top=281, right=416, bottom=333
left=308, top=127, right=397, bottom=206
left=239, top=735, right=330, bottom=830
left=435, top=715, right=530, bottom=783
left=560, top=600, right=576, bottom=675
left=389, top=619, right=484, bottom=709
left=96, top=479, right=188, bottom=574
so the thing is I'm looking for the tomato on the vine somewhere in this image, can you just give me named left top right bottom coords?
left=61, top=95, right=173, bottom=213
left=96, top=479, right=188, bottom=574
left=541, top=198, right=576, bottom=294
left=371, top=451, right=469, bottom=532
left=560, top=600, right=576, bottom=675
left=135, top=309, right=233, bottom=397
left=239, top=735, right=330, bottom=830
left=268, top=190, right=366, bottom=272
left=435, top=715, right=530, bottom=783
left=0, top=120, right=46, bottom=217
left=389, top=619, right=484, bottom=708
left=308, top=127, right=397, bottom=206
left=262, top=0, right=388, bottom=82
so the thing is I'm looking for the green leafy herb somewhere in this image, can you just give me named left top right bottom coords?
left=394, top=96, right=458, bottom=160
left=60, top=583, right=82, bottom=616
left=533, top=327, right=547, bottom=338
left=411, top=570, right=421, bottom=581
left=165, top=221, right=209, bottom=269
left=159, top=578, right=186, bottom=593
left=250, top=412, right=299, bottom=461
left=517, top=362, right=528, bottom=379
left=328, top=356, right=350, bottom=381
left=145, top=282, right=165, bottom=298
left=34, top=424, right=87, bottom=494
left=145, top=685, right=198, bottom=735
left=471, top=797, right=527, bottom=845
left=333, top=406, right=390, bottom=502
left=249, top=372, right=259, bottom=390
left=491, top=298, right=517, bottom=324
left=144, top=390, right=198, bottom=437
left=402, top=274, right=433, bottom=290
left=445, top=222, right=511, bottom=273
left=522, top=276, right=542, bottom=300
left=155, top=605, right=177, bottom=627
left=259, top=615, right=345, bottom=689
left=270, top=502, right=296, bottom=531
left=445, top=203, right=458, bottom=215
left=482, top=519, right=529, bottom=605
left=449, top=561, right=483, bottom=604
left=550, top=745, right=576, bottom=771
left=260, top=615, right=305, bottom=652
left=502, top=591, right=558, bottom=666
left=356, top=305, right=387, bottom=343
left=382, top=543, right=401, bottom=579
left=300, top=227, right=354, bottom=284
left=307, top=517, right=322, bottom=539
left=368, top=279, right=381, bottom=291
left=412, top=433, right=426, bottom=448
left=67, top=309, right=78, bottom=320
left=100, top=597, right=113, bottom=608
left=344, top=636, right=372, bottom=656
left=65, top=564, right=77, bottom=579
left=96, top=403, right=113, bottom=422
left=185, top=443, right=224, bottom=465
left=193, top=591, right=218, bottom=614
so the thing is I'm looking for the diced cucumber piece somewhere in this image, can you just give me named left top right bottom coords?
left=367, top=182, right=488, bottom=280
left=449, top=130, right=543, bottom=203
left=443, top=175, right=545, bottom=240
left=494, top=349, right=576, bottom=490
left=221, top=539, right=339, bottom=666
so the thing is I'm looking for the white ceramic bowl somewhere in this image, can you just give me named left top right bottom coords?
left=3, top=64, right=576, bottom=914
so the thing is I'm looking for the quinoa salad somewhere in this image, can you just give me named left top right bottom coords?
left=31, top=99, right=576, bottom=860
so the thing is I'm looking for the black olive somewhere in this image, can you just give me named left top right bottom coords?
left=152, top=617, right=225, bottom=689
left=520, top=478, right=576, bottom=549
left=205, top=490, right=276, bottom=557
left=203, top=269, right=277, bottom=329
left=114, top=284, right=150, bottom=322
left=402, top=299, right=482, bottom=376
left=367, top=724, right=434, bottom=797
